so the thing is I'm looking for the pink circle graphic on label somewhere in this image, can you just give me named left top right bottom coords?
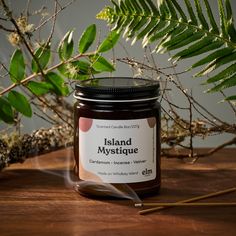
left=79, top=118, right=93, bottom=132
left=147, top=117, right=156, bottom=128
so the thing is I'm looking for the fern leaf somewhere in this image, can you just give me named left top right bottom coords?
left=207, top=74, right=236, bottom=92
left=159, top=1, right=171, bottom=19
left=123, top=17, right=141, bottom=38
left=225, top=0, right=233, bottom=21
left=161, top=28, right=196, bottom=49
left=97, top=0, right=236, bottom=101
left=110, top=0, right=120, bottom=14
left=179, top=40, right=224, bottom=59
left=119, top=0, right=128, bottom=14
left=218, top=0, right=228, bottom=37
left=191, top=48, right=234, bottom=69
left=194, top=0, right=209, bottom=30
left=225, top=95, right=236, bottom=101
left=144, top=21, right=173, bottom=46
left=225, top=0, right=236, bottom=42
left=123, top=0, right=134, bottom=13
left=146, top=0, right=159, bottom=15
left=171, top=0, right=188, bottom=22
left=173, top=36, right=215, bottom=59
left=163, top=32, right=204, bottom=52
left=133, top=19, right=159, bottom=44
left=174, top=39, right=224, bottom=60
left=203, top=0, right=219, bottom=33
left=128, top=0, right=143, bottom=14
left=184, top=0, right=198, bottom=25
left=165, top=0, right=178, bottom=20
left=148, top=22, right=178, bottom=45
left=127, top=17, right=149, bottom=39
left=156, top=24, right=187, bottom=50
left=196, top=51, right=236, bottom=76
left=227, top=20, right=236, bottom=43
left=206, top=63, right=236, bottom=83
left=137, top=0, right=151, bottom=15
left=112, top=16, right=126, bottom=32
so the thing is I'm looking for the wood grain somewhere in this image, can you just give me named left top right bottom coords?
left=0, top=148, right=236, bottom=236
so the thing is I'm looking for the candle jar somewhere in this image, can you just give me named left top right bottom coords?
left=74, top=77, right=161, bottom=197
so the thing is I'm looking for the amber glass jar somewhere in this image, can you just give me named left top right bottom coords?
left=74, top=77, right=161, bottom=196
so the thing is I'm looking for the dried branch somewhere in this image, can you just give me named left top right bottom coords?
left=219, top=89, right=236, bottom=116
left=118, top=57, right=232, bottom=126
left=0, top=24, right=14, bottom=32
left=45, top=0, right=58, bottom=45
left=162, top=136, right=236, bottom=159
left=32, top=93, right=73, bottom=128
left=0, top=16, right=8, bottom=21
left=24, top=0, right=31, bottom=17
left=33, top=0, right=75, bottom=32
left=0, top=125, right=73, bottom=171
left=118, top=54, right=236, bottom=161
left=33, top=111, right=55, bottom=125
left=31, top=101, right=60, bottom=125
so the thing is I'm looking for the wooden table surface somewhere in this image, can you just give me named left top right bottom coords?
left=0, top=148, right=236, bottom=236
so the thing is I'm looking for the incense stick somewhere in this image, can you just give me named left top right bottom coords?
left=136, top=202, right=236, bottom=207
left=137, top=186, right=236, bottom=215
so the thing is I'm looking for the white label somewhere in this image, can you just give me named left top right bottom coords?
left=78, top=117, right=156, bottom=183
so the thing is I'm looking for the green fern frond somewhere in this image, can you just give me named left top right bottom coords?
left=97, top=0, right=236, bottom=101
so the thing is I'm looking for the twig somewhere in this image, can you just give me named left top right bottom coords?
left=161, top=107, right=188, bottom=131
left=188, top=90, right=194, bottom=157
left=24, top=0, right=31, bottom=17
left=0, top=17, right=8, bottom=21
left=0, top=24, right=14, bottom=32
left=219, top=89, right=236, bottom=116
left=162, top=136, right=236, bottom=159
left=170, top=78, right=228, bottom=127
left=53, top=96, right=73, bottom=112
left=167, top=51, right=185, bottom=89
left=0, top=62, right=9, bottom=78
left=33, top=0, right=75, bottom=32
left=45, top=0, right=58, bottom=45
left=33, top=111, right=55, bottom=125
left=120, top=57, right=231, bottom=127
left=117, top=57, right=176, bottom=73
left=161, top=96, right=189, bottom=110
left=32, top=101, right=59, bottom=124
left=32, top=98, right=67, bottom=125
left=35, top=95, right=73, bottom=128
left=189, top=93, right=230, bottom=126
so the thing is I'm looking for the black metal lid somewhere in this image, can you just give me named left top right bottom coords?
left=74, top=77, right=160, bottom=101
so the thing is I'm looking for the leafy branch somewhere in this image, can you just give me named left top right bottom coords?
left=0, top=0, right=120, bottom=124
left=97, top=0, right=236, bottom=101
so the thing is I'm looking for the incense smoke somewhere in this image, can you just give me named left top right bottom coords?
left=33, top=149, right=141, bottom=203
